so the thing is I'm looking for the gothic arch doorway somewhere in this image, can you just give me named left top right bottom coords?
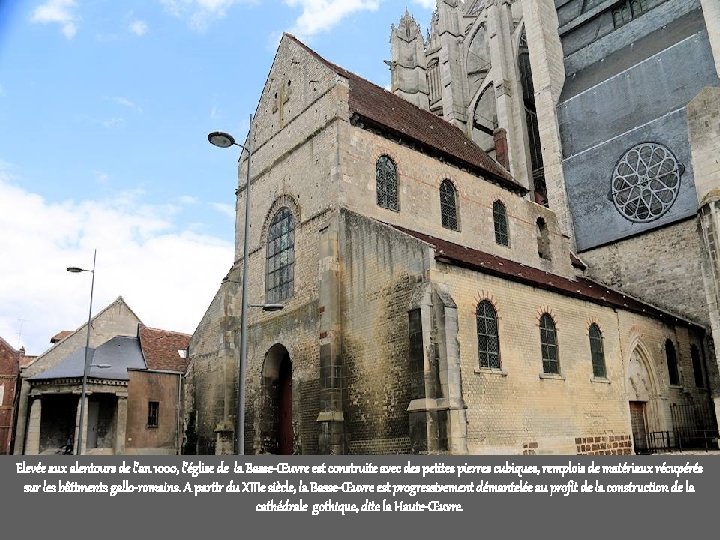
left=627, top=344, right=661, bottom=453
left=261, top=344, right=293, bottom=455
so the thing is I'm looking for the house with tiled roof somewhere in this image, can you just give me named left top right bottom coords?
left=188, top=32, right=718, bottom=456
left=14, top=297, right=190, bottom=455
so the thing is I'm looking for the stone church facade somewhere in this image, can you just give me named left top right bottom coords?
left=188, top=0, right=720, bottom=455
left=389, top=0, right=720, bottom=421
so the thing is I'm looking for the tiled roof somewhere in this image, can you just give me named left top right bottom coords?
left=139, top=326, right=191, bottom=373
left=50, top=330, right=73, bottom=344
left=20, top=355, right=37, bottom=368
left=393, top=225, right=701, bottom=329
left=285, top=34, right=525, bottom=194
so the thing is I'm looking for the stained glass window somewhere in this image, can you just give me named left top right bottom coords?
left=611, top=143, right=682, bottom=223
left=540, top=314, right=559, bottom=374
left=440, top=179, right=458, bottom=230
left=266, top=207, right=295, bottom=303
left=376, top=155, right=399, bottom=211
left=477, top=301, right=500, bottom=369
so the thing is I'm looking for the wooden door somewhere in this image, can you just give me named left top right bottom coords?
left=629, top=401, right=647, bottom=453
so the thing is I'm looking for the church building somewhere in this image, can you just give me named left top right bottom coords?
left=188, top=0, right=720, bottom=455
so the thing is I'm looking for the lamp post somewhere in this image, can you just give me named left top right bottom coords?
left=209, top=116, right=255, bottom=455
left=66, top=248, right=96, bottom=456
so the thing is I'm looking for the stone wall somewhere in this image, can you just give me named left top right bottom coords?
left=188, top=35, right=346, bottom=454
left=341, top=122, right=576, bottom=279
left=436, top=263, right=630, bottom=454
left=431, top=257, right=712, bottom=454
left=581, top=219, right=708, bottom=326
left=338, top=210, right=433, bottom=454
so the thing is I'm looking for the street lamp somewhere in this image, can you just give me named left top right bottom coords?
left=66, top=249, right=96, bottom=456
left=209, top=117, right=256, bottom=455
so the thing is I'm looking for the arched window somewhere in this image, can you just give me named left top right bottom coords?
left=540, top=313, right=559, bottom=374
left=477, top=301, right=500, bottom=369
left=691, top=345, right=704, bottom=388
left=376, top=155, right=399, bottom=211
left=589, top=324, right=606, bottom=378
left=440, top=179, right=458, bottom=230
left=493, top=200, right=509, bottom=246
left=665, top=339, right=679, bottom=386
left=266, top=207, right=295, bottom=303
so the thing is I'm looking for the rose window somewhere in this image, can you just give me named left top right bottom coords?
left=611, top=142, right=683, bottom=223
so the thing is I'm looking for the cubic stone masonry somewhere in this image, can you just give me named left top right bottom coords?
left=187, top=0, right=720, bottom=455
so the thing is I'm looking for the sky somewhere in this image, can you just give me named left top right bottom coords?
left=0, top=0, right=438, bottom=355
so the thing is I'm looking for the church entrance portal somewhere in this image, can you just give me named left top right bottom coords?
left=261, top=344, right=293, bottom=455
left=627, top=345, right=660, bottom=453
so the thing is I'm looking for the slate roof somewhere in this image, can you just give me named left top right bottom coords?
left=285, top=34, right=525, bottom=195
left=393, top=225, right=701, bottom=329
left=138, top=326, right=191, bottom=373
left=29, top=336, right=146, bottom=381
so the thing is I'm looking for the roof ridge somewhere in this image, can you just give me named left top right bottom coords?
left=282, top=34, right=521, bottom=190
left=34, top=296, right=143, bottom=358
left=139, top=324, right=192, bottom=337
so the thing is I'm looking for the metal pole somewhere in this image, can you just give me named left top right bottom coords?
left=75, top=249, right=96, bottom=455
left=237, top=115, right=253, bottom=456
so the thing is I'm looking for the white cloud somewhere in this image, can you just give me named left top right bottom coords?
left=210, top=202, right=235, bottom=219
left=102, top=117, right=126, bottom=129
left=0, top=171, right=233, bottom=356
left=31, top=0, right=79, bottom=39
left=178, top=195, right=199, bottom=205
left=284, top=0, right=380, bottom=38
left=111, top=96, right=143, bottom=113
left=412, top=0, right=436, bottom=9
left=159, top=0, right=252, bottom=31
left=129, top=19, right=149, bottom=36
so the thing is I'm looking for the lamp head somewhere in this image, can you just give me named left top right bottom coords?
left=66, top=267, right=85, bottom=273
left=208, top=131, right=236, bottom=149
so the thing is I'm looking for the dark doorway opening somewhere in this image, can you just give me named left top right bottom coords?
left=261, top=344, right=293, bottom=455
